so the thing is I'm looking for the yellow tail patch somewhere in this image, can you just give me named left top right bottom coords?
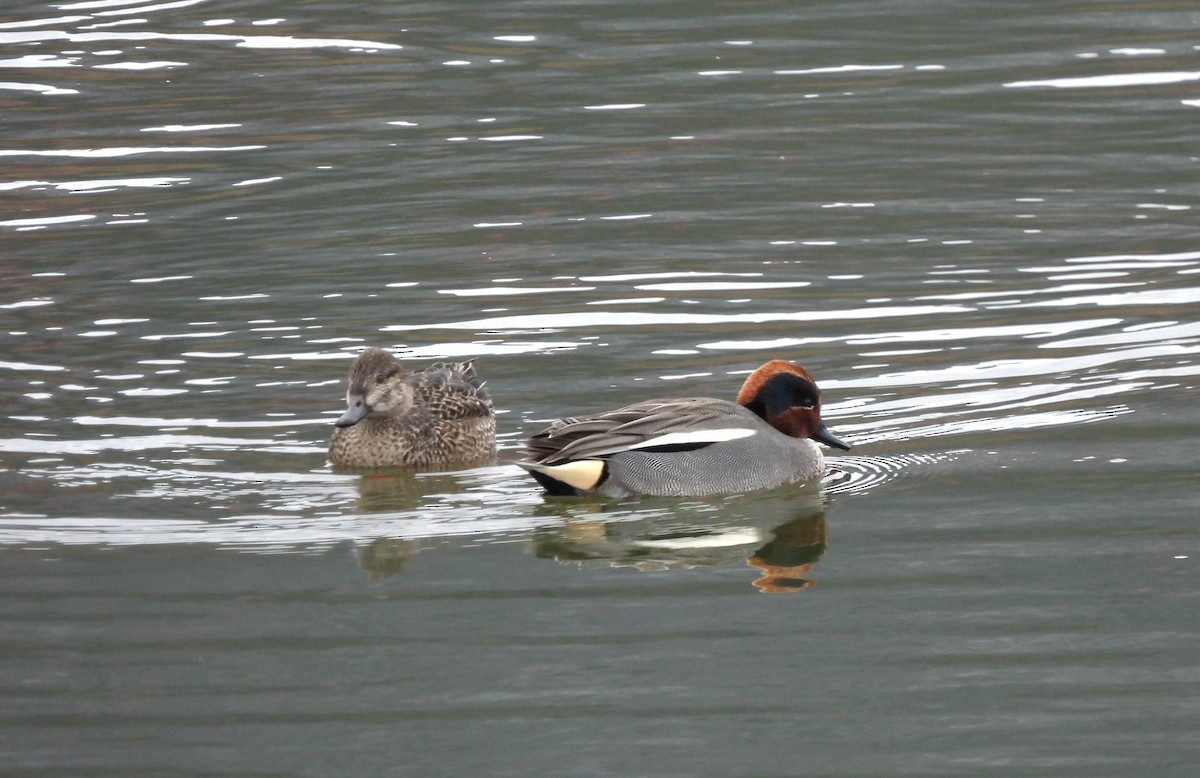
left=525, top=459, right=606, bottom=491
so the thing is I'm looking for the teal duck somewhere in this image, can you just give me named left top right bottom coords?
left=519, top=359, right=849, bottom=497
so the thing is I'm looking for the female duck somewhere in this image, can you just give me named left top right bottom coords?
left=328, top=347, right=495, bottom=468
left=519, top=360, right=849, bottom=497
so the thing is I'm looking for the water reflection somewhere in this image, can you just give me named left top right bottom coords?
left=356, top=536, right=420, bottom=580
left=342, top=468, right=486, bottom=513
left=530, top=490, right=829, bottom=593
left=745, top=508, right=827, bottom=593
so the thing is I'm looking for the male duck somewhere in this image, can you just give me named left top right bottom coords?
left=518, top=359, right=849, bottom=497
left=328, top=347, right=495, bottom=468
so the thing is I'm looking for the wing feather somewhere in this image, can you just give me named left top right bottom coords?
left=525, top=397, right=750, bottom=464
left=409, top=361, right=493, bottom=421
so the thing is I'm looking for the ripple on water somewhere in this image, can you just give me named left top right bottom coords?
left=0, top=465, right=544, bottom=550
left=822, top=452, right=960, bottom=495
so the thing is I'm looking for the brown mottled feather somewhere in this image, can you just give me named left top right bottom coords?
left=328, top=351, right=495, bottom=469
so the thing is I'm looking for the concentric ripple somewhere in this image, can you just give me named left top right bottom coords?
left=821, top=452, right=959, bottom=495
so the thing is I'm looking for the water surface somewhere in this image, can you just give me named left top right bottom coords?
left=2, top=1, right=1197, bottom=775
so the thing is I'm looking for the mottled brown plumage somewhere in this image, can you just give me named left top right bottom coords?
left=328, top=348, right=495, bottom=468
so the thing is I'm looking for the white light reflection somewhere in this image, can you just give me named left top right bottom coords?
left=1, top=214, right=95, bottom=228
left=580, top=271, right=761, bottom=282
left=94, top=60, right=186, bottom=70
left=5, top=29, right=402, bottom=51
left=0, top=81, right=79, bottom=95
left=0, top=146, right=264, bottom=158
left=0, top=177, right=187, bottom=192
left=1006, top=71, right=1200, bottom=88
left=0, top=465, right=545, bottom=550
left=634, top=281, right=810, bottom=291
left=142, top=123, right=241, bottom=132
left=775, top=64, right=903, bottom=75
left=439, top=286, right=597, bottom=297
left=383, top=305, right=973, bottom=332
left=826, top=344, right=1200, bottom=390
left=0, top=434, right=283, bottom=454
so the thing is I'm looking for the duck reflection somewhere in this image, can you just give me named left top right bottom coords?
left=338, top=467, right=471, bottom=513
left=338, top=469, right=464, bottom=580
left=745, top=508, right=826, bottom=593
left=531, top=491, right=829, bottom=593
left=356, top=537, right=420, bottom=580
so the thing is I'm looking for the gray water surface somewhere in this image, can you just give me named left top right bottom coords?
left=2, top=1, right=1198, bottom=775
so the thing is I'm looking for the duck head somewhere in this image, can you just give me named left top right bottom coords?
left=736, top=360, right=850, bottom=450
left=335, top=347, right=414, bottom=428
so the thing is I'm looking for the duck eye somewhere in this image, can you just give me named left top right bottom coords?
left=375, top=374, right=386, bottom=384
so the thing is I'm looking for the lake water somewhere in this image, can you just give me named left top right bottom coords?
left=2, top=1, right=1198, bottom=774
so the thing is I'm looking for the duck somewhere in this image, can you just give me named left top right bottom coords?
left=518, top=359, right=849, bottom=497
left=327, top=347, right=496, bottom=468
